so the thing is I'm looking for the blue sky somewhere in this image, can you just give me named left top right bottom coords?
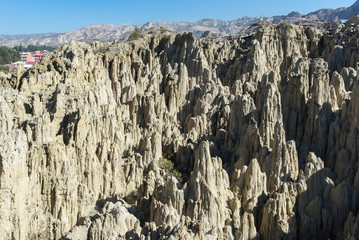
left=0, top=0, right=356, bottom=34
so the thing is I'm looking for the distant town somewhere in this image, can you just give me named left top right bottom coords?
left=8, top=50, right=47, bottom=71
left=0, top=45, right=56, bottom=74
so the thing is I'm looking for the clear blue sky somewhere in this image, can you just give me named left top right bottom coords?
left=0, top=0, right=356, bottom=34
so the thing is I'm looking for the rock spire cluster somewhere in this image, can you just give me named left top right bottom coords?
left=0, top=22, right=359, bottom=239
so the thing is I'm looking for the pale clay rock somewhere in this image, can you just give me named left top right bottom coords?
left=0, top=23, right=358, bottom=239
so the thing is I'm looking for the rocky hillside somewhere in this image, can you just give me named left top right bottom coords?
left=307, top=0, right=359, bottom=21
left=0, top=21, right=359, bottom=240
left=2, top=24, right=135, bottom=48
left=3, top=1, right=359, bottom=48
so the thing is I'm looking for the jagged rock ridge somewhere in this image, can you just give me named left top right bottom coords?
left=0, top=22, right=359, bottom=240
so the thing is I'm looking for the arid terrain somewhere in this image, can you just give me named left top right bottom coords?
left=0, top=18, right=359, bottom=239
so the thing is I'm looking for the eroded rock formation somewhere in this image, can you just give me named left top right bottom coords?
left=0, top=22, right=359, bottom=239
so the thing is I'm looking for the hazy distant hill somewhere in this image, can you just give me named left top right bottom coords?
left=1, top=25, right=135, bottom=48
left=0, top=33, right=59, bottom=43
left=2, top=0, right=359, bottom=47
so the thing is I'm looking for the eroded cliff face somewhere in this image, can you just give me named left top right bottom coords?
left=0, top=23, right=359, bottom=240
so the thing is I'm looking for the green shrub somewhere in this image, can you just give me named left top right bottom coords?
left=278, top=21, right=292, bottom=30
left=0, top=65, right=9, bottom=74
left=128, top=28, right=144, bottom=41
left=160, top=26, right=167, bottom=33
left=94, top=46, right=107, bottom=54
left=158, top=154, right=182, bottom=181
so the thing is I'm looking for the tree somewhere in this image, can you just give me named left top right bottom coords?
left=13, top=45, right=57, bottom=52
left=11, top=48, right=20, bottom=62
left=0, top=46, right=12, bottom=65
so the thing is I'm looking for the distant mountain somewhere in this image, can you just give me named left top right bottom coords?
left=0, top=33, right=58, bottom=43
left=339, top=0, right=359, bottom=19
left=2, top=1, right=359, bottom=47
left=2, top=25, right=135, bottom=48
left=303, top=0, right=359, bottom=21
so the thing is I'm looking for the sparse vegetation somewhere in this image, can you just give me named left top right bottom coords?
left=94, top=46, right=107, bottom=54
left=0, top=65, right=9, bottom=74
left=278, top=21, right=293, bottom=30
left=160, top=26, right=167, bottom=33
left=128, top=28, right=144, bottom=41
left=158, top=153, right=182, bottom=181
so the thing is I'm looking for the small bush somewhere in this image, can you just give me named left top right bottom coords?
left=278, top=21, right=292, bottom=30
left=94, top=46, right=107, bottom=54
left=160, top=26, right=167, bottom=33
left=0, top=65, right=9, bottom=74
left=128, top=28, right=144, bottom=41
left=158, top=154, right=182, bottom=181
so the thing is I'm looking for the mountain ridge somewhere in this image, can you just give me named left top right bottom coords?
left=2, top=1, right=359, bottom=47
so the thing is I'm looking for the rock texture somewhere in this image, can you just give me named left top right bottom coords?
left=0, top=21, right=359, bottom=240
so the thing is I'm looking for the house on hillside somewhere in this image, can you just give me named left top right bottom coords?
left=20, top=52, right=33, bottom=63
left=20, top=50, right=48, bottom=68
left=33, top=51, right=47, bottom=63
